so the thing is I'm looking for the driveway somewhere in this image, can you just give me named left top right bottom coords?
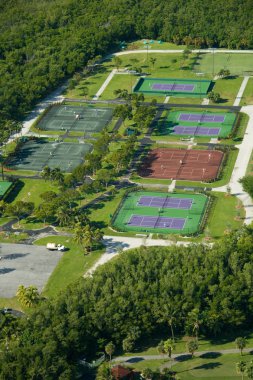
left=0, top=243, right=62, bottom=298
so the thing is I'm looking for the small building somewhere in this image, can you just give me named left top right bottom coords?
left=111, top=365, right=134, bottom=380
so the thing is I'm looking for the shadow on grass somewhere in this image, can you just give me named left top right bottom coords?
left=174, top=354, right=192, bottom=362
left=194, top=361, right=221, bottom=370
left=5, top=180, right=25, bottom=203
left=125, top=357, right=144, bottom=364
left=200, top=352, right=221, bottom=359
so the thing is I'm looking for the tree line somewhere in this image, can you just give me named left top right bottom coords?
left=1, top=226, right=253, bottom=378
left=1, top=0, right=253, bottom=143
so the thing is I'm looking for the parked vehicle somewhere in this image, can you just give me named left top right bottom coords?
left=46, top=243, right=66, bottom=251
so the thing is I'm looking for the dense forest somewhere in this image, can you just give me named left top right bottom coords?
left=0, top=0, right=253, bottom=140
left=1, top=226, right=253, bottom=378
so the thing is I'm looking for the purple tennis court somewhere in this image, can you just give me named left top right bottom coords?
left=138, top=196, right=193, bottom=209
left=179, top=113, right=225, bottom=123
left=128, top=215, right=186, bottom=229
left=152, top=83, right=195, bottom=92
left=173, top=126, right=221, bottom=136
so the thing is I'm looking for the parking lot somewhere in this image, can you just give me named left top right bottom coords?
left=0, top=243, right=62, bottom=298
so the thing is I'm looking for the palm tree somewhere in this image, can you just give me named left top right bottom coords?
left=150, top=57, right=157, bottom=69
left=235, top=337, right=247, bottom=356
left=141, top=368, right=153, bottom=380
left=41, top=166, right=51, bottom=181
left=236, top=361, right=246, bottom=380
left=186, top=340, right=198, bottom=358
left=164, top=338, right=175, bottom=367
left=105, top=341, right=115, bottom=363
left=247, top=362, right=253, bottom=380
left=157, top=340, right=166, bottom=359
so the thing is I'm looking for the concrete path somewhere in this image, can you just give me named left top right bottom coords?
left=114, top=347, right=253, bottom=364
left=215, top=105, right=253, bottom=224
left=8, top=83, right=67, bottom=143
left=93, top=69, right=119, bottom=100
left=116, top=49, right=253, bottom=56
left=164, top=96, right=170, bottom=104
left=202, top=98, right=209, bottom=105
left=233, top=76, right=250, bottom=106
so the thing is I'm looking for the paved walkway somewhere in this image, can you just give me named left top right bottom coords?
left=8, top=83, right=67, bottom=143
left=116, top=49, right=253, bottom=57
left=233, top=76, right=250, bottom=106
left=114, top=347, right=253, bottom=365
left=92, top=69, right=117, bottom=100
left=215, top=105, right=253, bottom=224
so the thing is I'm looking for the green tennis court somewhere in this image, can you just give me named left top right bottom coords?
left=37, top=104, right=113, bottom=133
left=157, top=110, right=237, bottom=138
left=133, top=78, right=212, bottom=97
left=113, top=191, right=208, bottom=235
left=7, top=140, right=92, bottom=172
left=195, top=53, right=253, bottom=76
left=0, top=181, right=13, bottom=199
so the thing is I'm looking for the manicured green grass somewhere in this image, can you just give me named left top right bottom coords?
left=0, top=231, right=29, bottom=243
left=0, top=297, right=21, bottom=311
left=207, top=192, right=244, bottom=239
left=172, top=353, right=253, bottom=379
left=246, top=150, right=253, bottom=176
left=34, top=236, right=104, bottom=298
left=11, top=178, right=59, bottom=207
left=211, top=77, right=243, bottom=105
left=127, top=359, right=169, bottom=372
left=168, top=97, right=202, bottom=104
left=240, top=77, right=253, bottom=106
left=196, top=53, right=253, bottom=75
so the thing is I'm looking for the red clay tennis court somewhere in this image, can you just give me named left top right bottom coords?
left=139, top=148, right=224, bottom=181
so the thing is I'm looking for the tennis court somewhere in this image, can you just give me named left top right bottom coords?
left=139, top=148, right=224, bottom=181
left=37, top=104, right=113, bottom=133
left=159, top=110, right=236, bottom=138
left=7, top=140, right=92, bottom=172
left=133, top=78, right=211, bottom=97
left=113, top=191, right=208, bottom=234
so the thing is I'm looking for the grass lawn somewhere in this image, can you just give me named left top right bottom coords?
left=168, top=97, right=203, bottom=105
left=196, top=53, right=253, bottom=76
left=7, top=178, right=59, bottom=207
left=34, top=236, right=104, bottom=298
left=240, top=77, right=253, bottom=106
left=172, top=352, right=253, bottom=379
left=246, top=150, right=253, bottom=175
left=210, top=77, right=243, bottom=105
left=0, top=231, right=29, bottom=243
left=127, top=359, right=169, bottom=372
left=206, top=192, right=244, bottom=239
left=0, top=297, right=21, bottom=311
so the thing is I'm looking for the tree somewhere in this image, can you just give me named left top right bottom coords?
left=157, top=340, right=166, bottom=358
left=56, top=206, right=72, bottom=227
left=246, top=362, right=253, bottom=379
left=96, top=168, right=114, bottom=188
left=164, top=339, right=175, bottom=366
left=239, top=176, right=253, bottom=198
left=236, top=361, right=246, bottom=380
left=41, top=166, right=51, bottom=181
left=235, top=337, right=247, bottom=356
left=105, top=341, right=115, bottom=363
left=16, top=285, right=40, bottom=308
left=96, top=362, right=113, bottom=380
left=50, top=167, right=64, bottom=184
left=141, top=368, right=153, bottom=380
left=186, top=340, right=198, bottom=358
left=207, top=91, right=221, bottom=103
left=122, top=336, right=134, bottom=353
left=150, top=57, right=157, bottom=69
left=36, top=203, right=55, bottom=225
left=113, top=104, right=132, bottom=126
left=80, top=86, right=89, bottom=99
left=5, top=201, right=34, bottom=226
left=112, top=56, right=122, bottom=70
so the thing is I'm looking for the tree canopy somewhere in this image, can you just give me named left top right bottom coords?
left=1, top=226, right=253, bottom=378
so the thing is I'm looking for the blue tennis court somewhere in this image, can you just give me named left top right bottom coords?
left=137, top=196, right=193, bottom=209
left=173, top=126, right=221, bottom=136
left=128, top=215, right=186, bottom=229
left=179, top=113, right=225, bottom=123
